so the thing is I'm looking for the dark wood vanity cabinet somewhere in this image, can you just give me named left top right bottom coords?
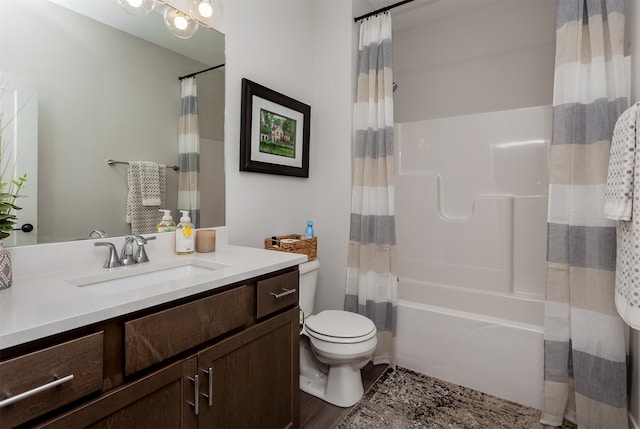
left=0, top=267, right=300, bottom=429
left=197, top=308, right=299, bottom=429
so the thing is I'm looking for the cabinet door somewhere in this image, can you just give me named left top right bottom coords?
left=196, top=308, right=299, bottom=429
left=39, top=357, right=198, bottom=429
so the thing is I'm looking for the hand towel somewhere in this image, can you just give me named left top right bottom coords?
left=134, top=161, right=162, bottom=206
left=604, top=101, right=640, bottom=330
left=126, top=162, right=167, bottom=234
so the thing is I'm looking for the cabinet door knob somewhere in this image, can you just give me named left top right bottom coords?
left=0, top=374, right=74, bottom=408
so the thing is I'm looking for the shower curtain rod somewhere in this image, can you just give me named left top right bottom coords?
left=178, top=63, right=225, bottom=81
left=354, top=0, right=415, bottom=22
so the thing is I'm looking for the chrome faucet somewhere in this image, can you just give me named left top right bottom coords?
left=120, top=235, right=156, bottom=265
left=95, top=235, right=156, bottom=268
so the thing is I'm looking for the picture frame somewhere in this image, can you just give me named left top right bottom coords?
left=240, top=78, right=311, bottom=178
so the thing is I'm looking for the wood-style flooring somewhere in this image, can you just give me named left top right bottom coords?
left=299, top=362, right=388, bottom=429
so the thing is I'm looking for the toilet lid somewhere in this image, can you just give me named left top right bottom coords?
left=305, top=310, right=376, bottom=343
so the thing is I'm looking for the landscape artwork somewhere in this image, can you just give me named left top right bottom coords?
left=259, top=109, right=297, bottom=159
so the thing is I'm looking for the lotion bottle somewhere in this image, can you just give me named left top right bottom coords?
left=156, top=209, right=176, bottom=233
left=176, top=210, right=195, bottom=254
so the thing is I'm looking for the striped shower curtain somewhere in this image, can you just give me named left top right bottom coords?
left=345, top=12, right=397, bottom=366
left=178, top=77, right=200, bottom=227
left=542, top=1, right=629, bottom=427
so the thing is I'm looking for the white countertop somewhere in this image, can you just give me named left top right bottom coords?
left=0, top=228, right=307, bottom=350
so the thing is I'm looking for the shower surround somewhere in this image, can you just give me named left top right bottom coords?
left=394, top=105, right=551, bottom=409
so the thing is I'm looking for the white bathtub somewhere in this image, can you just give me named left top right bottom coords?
left=396, top=278, right=544, bottom=410
left=394, top=106, right=552, bottom=411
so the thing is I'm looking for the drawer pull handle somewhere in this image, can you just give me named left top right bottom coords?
left=201, top=367, right=213, bottom=407
left=0, top=374, right=74, bottom=408
left=187, top=375, right=199, bottom=415
left=270, top=288, right=297, bottom=299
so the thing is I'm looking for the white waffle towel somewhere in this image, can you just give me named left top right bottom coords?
left=604, top=101, right=640, bottom=329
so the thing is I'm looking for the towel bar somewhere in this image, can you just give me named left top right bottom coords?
left=107, top=159, right=180, bottom=171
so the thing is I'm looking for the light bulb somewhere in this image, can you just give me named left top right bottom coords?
left=117, top=0, right=155, bottom=16
left=198, top=2, right=213, bottom=18
left=189, top=0, right=222, bottom=26
left=163, top=7, right=199, bottom=39
left=174, top=15, right=188, bottom=30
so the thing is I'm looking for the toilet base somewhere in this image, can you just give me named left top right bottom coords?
left=300, top=364, right=366, bottom=408
left=300, top=337, right=368, bottom=408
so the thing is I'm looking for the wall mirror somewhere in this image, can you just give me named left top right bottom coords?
left=0, top=0, right=225, bottom=246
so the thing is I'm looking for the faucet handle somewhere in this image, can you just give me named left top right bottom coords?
left=133, top=235, right=156, bottom=245
left=95, top=242, right=122, bottom=268
left=134, top=235, right=156, bottom=263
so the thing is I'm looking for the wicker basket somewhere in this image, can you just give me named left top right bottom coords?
left=264, top=234, right=317, bottom=261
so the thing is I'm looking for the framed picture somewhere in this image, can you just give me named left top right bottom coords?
left=240, top=78, right=311, bottom=178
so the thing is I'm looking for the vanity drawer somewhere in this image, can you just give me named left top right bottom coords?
left=124, top=285, right=253, bottom=375
left=0, top=331, right=104, bottom=428
left=256, top=270, right=299, bottom=319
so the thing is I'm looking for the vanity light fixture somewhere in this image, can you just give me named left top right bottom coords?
left=117, top=0, right=223, bottom=38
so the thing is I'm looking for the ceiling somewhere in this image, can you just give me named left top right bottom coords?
left=364, top=0, right=501, bottom=31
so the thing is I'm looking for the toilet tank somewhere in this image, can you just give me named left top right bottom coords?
left=298, top=259, right=320, bottom=318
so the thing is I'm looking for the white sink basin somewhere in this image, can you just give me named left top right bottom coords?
left=67, top=259, right=228, bottom=296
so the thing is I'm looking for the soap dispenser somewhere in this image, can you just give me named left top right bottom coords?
left=156, top=209, right=176, bottom=233
left=176, top=210, right=195, bottom=254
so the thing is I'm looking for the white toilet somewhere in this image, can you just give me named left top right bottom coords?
left=298, top=259, right=377, bottom=407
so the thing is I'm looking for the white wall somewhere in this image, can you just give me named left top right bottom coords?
left=218, top=0, right=355, bottom=312
left=393, top=0, right=556, bottom=122
left=218, top=0, right=314, bottom=245
left=309, top=0, right=355, bottom=312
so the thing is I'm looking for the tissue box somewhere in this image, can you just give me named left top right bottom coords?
left=264, top=234, right=317, bottom=261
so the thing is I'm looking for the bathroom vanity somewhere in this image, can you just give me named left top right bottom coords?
left=0, top=229, right=306, bottom=428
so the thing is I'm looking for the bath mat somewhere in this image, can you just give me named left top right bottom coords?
left=337, top=367, right=577, bottom=429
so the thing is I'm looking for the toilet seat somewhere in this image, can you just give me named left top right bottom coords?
left=305, top=310, right=376, bottom=344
